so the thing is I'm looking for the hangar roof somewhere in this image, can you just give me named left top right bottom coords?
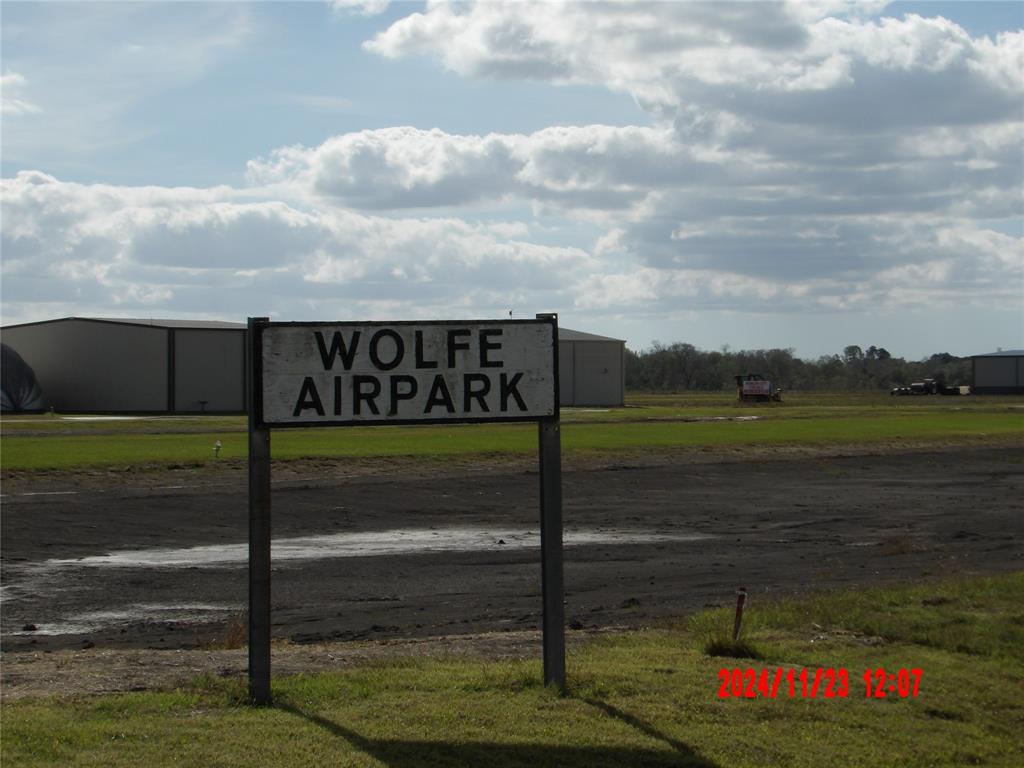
left=972, top=350, right=1024, bottom=357
left=560, top=328, right=625, bottom=343
left=3, top=317, right=621, bottom=340
left=93, top=317, right=247, bottom=329
left=2, top=317, right=246, bottom=330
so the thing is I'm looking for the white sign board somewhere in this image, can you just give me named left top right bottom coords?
left=741, top=380, right=771, bottom=396
left=256, top=319, right=557, bottom=427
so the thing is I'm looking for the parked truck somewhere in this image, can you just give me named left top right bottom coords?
left=890, top=378, right=970, bottom=396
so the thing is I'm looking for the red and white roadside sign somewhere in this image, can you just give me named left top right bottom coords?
left=741, top=380, right=771, bottom=397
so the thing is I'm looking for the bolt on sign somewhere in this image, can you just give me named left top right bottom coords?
left=257, top=320, right=557, bottom=426
left=247, top=316, right=565, bottom=706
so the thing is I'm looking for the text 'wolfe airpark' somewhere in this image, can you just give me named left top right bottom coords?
left=259, top=322, right=556, bottom=426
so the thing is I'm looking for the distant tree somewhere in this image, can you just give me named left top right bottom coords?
left=623, top=341, right=969, bottom=393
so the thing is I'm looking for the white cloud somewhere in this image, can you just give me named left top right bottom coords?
left=330, top=0, right=390, bottom=16
left=246, top=124, right=687, bottom=209
left=358, top=5, right=1024, bottom=195
left=0, top=172, right=594, bottom=325
left=4, top=160, right=1019, bottom=330
left=280, top=93, right=357, bottom=113
left=366, top=3, right=1022, bottom=103
left=355, top=2, right=1023, bottom=319
left=1, top=72, right=41, bottom=115
left=575, top=217, right=1024, bottom=314
left=3, top=2, right=1021, bottom=346
left=248, top=127, right=522, bottom=208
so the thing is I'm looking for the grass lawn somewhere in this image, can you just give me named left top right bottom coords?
left=2, top=392, right=1021, bottom=471
left=3, top=573, right=1022, bottom=767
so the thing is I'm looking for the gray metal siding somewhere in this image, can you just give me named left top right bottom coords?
left=2, top=320, right=167, bottom=411
left=572, top=341, right=624, bottom=406
left=174, top=329, right=245, bottom=412
left=558, top=340, right=575, bottom=407
left=974, top=356, right=1017, bottom=387
left=557, top=338, right=625, bottom=407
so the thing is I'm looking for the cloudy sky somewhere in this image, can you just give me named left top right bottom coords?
left=2, top=1, right=1021, bottom=358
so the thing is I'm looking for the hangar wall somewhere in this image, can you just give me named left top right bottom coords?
left=972, top=351, right=1024, bottom=394
left=2, top=319, right=168, bottom=411
left=173, top=329, right=246, bottom=412
left=559, top=329, right=625, bottom=407
left=0, top=318, right=247, bottom=413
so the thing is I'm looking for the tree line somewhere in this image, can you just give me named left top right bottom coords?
left=625, top=342, right=972, bottom=392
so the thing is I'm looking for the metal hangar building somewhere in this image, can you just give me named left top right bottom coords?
left=1, top=318, right=627, bottom=413
left=1, top=317, right=247, bottom=413
left=971, top=350, right=1024, bottom=395
left=559, top=328, right=626, bottom=407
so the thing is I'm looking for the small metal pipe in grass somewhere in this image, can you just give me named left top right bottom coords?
left=733, top=587, right=747, bottom=642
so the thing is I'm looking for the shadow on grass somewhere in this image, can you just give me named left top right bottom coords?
left=277, top=700, right=718, bottom=767
left=703, top=638, right=764, bottom=660
left=577, top=696, right=715, bottom=765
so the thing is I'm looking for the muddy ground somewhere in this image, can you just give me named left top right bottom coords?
left=2, top=444, right=1022, bottom=698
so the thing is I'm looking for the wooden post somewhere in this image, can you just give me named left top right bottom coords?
left=247, top=317, right=272, bottom=705
left=733, top=587, right=747, bottom=642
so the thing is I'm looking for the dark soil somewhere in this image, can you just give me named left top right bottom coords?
left=2, top=445, right=1021, bottom=697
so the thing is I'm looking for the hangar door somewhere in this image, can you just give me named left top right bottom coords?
left=974, top=356, right=1017, bottom=388
left=559, top=332, right=625, bottom=407
left=173, top=329, right=245, bottom=412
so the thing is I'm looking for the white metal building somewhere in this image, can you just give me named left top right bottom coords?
left=0, top=318, right=247, bottom=413
left=559, top=328, right=626, bottom=407
left=971, top=350, right=1024, bottom=395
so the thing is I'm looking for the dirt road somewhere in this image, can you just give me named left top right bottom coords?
left=3, top=445, right=1021, bottom=661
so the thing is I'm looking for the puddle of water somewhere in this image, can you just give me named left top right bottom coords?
left=9, top=603, right=239, bottom=636
left=14, top=491, right=78, bottom=497
left=46, top=527, right=712, bottom=569
left=6, top=529, right=711, bottom=637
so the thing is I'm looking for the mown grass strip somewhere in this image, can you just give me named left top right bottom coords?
left=4, top=573, right=1022, bottom=767
left=3, top=393, right=1020, bottom=436
left=2, top=411, right=1021, bottom=470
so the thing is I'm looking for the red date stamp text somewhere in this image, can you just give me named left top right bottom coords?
left=716, top=667, right=922, bottom=699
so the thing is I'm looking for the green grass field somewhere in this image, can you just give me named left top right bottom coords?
left=4, top=573, right=1022, bottom=767
left=2, top=392, right=1021, bottom=471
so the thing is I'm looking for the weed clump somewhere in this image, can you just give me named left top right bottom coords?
left=195, top=613, right=247, bottom=650
left=703, top=636, right=765, bottom=660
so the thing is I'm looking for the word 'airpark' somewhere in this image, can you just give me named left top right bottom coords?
left=258, top=320, right=557, bottom=426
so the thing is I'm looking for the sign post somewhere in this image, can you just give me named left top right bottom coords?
left=247, top=317, right=272, bottom=705
left=247, top=315, right=564, bottom=702
left=537, top=420, right=565, bottom=685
